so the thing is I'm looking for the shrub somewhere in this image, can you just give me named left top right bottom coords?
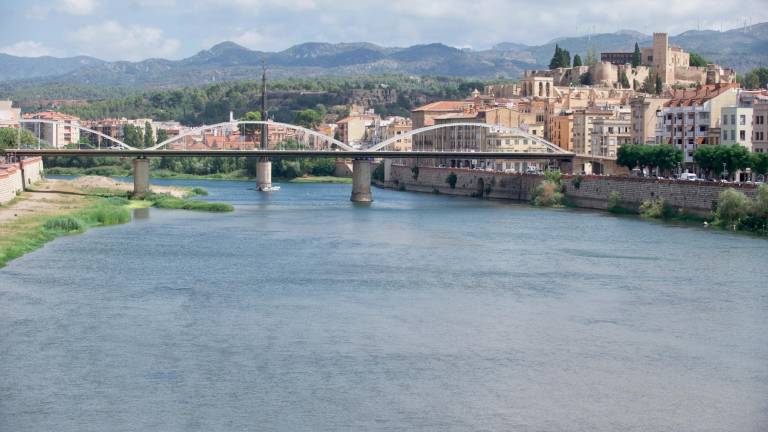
left=91, top=205, right=132, bottom=225
left=446, top=172, right=458, bottom=189
left=571, top=175, right=582, bottom=189
left=639, top=198, right=676, bottom=219
left=372, top=162, right=385, bottom=181
left=715, top=188, right=751, bottom=229
left=532, top=180, right=564, bottom=207
left=191, top=187, right=209, bottom=196
left=152, top=195, right=234, bottom=212
left=44, top=216, right=83, bottom=232
left=543, top=170, right=562, bottom=185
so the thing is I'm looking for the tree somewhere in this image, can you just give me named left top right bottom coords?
left=572, top=54, right=582, bottom=67
left=560, top=48, right=571, bottom=68
left=619, top=71, right=630, bottom=89
left=617, top=144, right=642, bottom=171
left=293, top=108, right=323, bottom=129
left=738, top=67, right=768, bottom=89
left=655, top=73, right=663, bottom=95
left=584, top=47, right=598, bottom=66
left=0, top=127, right=36, bottom=149
left=651, top=144, right=682, bottom=174
left=688, top=52, right=709, bottom=67
left=143, top=121, right=154, bottom=148
left=549, top=45, right=563, bottom=69
left=641, top=72, right=654, bottom=94
left=122, top=124, right=143, bottom=148
left=693, top=144, right=718, bottom=178
left=579, top=72, right=593, bottom=86
left=631, top=42, right=642, bottom=68
left=239, top=111, right=262, bottom=136
left=156, top=128, right=169, bottom=145
left=751, top=152, right=768, bottom=177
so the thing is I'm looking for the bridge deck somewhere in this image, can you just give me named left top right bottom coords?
left=4, top=149, right=574, bottom=160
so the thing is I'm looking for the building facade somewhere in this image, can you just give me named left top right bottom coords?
left=753, top=103, right=768, bottom=153
left=720, top=106, right=754, bottom=150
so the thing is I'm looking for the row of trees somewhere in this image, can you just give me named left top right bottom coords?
left=693, top=144, right=768, bottom=179
left=738, top=67, right=768, bottom=90
left=0, top=127, right=37, bottom=149
left=549, top=45, right=572, bottom=69
left=616, top=144, right=683, bottom=174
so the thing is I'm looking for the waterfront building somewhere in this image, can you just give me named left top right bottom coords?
left=336, top=113, right=379, bottom=147
left=22, top=111, right=80, bottom=148
left=572, top=109, right=614, bottom=155
left=549, top=114, right=574, bottom=151
left=590, top=112, right=632, bottom=158
left=720, top=106, right=754, bottom=150
left=753, top=102, right=768, bottom=153
left=655, top=83, right=739, bottom=167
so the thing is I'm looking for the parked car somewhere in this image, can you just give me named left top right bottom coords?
left=679, top=173, right=698, bottom=181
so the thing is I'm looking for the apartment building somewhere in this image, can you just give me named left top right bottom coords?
left=0, top=100, right=21, bottom=128
left=22, top=111, right=81, bottom=148
left=655, top=83, right=739, bottom=166
left=572, top=109, right=614, bottom=155
left=630, top=95, right=668, bottom=144
left=590, top=112, right=632, bottom=158
left=720, top=106, right=753, bottom=150
left=752, top=103, right=768, bottom=153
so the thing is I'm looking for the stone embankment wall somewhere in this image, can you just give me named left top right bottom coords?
left=563, top=175, right=758, bottom=217
left=0, top=157, right=44, bottom=205
left=384, top=164, right=759, bottom=217
left=387, top=165, right=542, bottom=201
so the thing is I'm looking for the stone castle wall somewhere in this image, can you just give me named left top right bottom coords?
left=20, top=157, right=43, bottom=187
left=386, top=165, right=759, bottom=217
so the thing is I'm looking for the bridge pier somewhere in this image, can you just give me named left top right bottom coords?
left=256, top=157, right=272, bottom=191
left=350, top=158, right=373, bottom=203
left=132, top=157, right=150, bottom=197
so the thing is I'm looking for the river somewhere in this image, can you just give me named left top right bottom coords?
left=1, top=179, right=767, bottom=431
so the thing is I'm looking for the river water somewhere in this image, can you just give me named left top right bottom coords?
left=1, top=179, right=767, bottom=431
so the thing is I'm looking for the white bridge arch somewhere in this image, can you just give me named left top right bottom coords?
left=368, top=122, right=570, bottom=154
left=20, top=119, right=136, bottom=150
left=149, top=120, right=354, bottom=151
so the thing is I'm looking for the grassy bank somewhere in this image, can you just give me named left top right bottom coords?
left=0, top=197, right=132, bottom=268
left=46, top=167, right=351, bottom=184
left=286, top=175, right=352, bottom=184
left=0, top=181, right=233, bottom=269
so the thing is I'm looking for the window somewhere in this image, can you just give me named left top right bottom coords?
left=699, top=125, right=708, bottom=132
left=740, top=115, right=746, bottom=126
left=723, top=131, right=728, bottom=141
left=723, top=115, right=728, bottom=125
left=731, top=114, right=736, bottom=124
left=740, top=130, right=746, bottom=141
left=731, top=130, right=736, bottom=141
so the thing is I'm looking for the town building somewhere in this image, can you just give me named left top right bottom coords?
left=572, top=109, right=614, bottom=155
left=336, top=113, right=379, bottom=147
left=655, top=83, right=739, bottom=167
left=720, top=106, right=754, bottom=150
left=753, top=103, right=768, bottom=153
left=630, top=95, right=669, bottom=144
left=549, top=114, right=574, bottom=151
left=0, top=100, right=21, bottom=128
left=590, top=112, right=632, bottom=158
left=22, top=111, right=80, bottom=148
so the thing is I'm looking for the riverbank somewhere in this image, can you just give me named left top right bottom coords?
left=0, top=177, right=233, bottom=268
left=45, top=167, right=351, bottom=183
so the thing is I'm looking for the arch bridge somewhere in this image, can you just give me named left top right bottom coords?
left=6, top=119, right=574, bottom=202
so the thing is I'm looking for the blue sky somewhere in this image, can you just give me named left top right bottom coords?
left=0, top=0, right=765, bottom=61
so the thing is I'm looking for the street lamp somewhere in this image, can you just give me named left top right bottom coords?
left=722, top=162, right=728, bottom=180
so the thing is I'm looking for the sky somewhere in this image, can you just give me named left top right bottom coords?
left=0, top=0, right=766, bottom=61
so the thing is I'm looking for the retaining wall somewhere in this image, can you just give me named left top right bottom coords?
left=385, top=164, right=760, bottom=217
left=0, top=163, right=23, bottom=205
left=20, top=157, right=43, bottom=187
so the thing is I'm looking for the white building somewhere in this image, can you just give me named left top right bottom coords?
left=753, top=103, right=768, bottom=153
left=720, top=106, right=753, bottom=150
left=0, top=100, right=21, bottom=128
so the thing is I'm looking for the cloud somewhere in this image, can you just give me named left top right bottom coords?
left=56, top=0, right=99, bottom=15
left=69, top=21, right=180, bottom=60
left=0, top=41, right=61, bottom=57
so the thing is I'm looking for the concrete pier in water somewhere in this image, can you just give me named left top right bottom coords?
left=350, top=158, right=373, bottom=203
left=132, top=157, right=150, bottom=197
left=256, top=158, right=272, bottom=191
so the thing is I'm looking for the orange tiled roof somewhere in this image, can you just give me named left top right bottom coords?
left=23, top=111, right=80, bottom=121
left=665, top=83, right=739, bottom=107
left=412, top=101, right=469, bottom=112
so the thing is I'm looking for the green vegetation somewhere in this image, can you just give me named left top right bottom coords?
left=632, top=43, right=642, bottom=68
left=532, top=171, right=564, bottom=207
left=150, top=194, right=233, bottom=212
left=36, top=75, right=488, bottom=125
left=549, top=44, right=571, bottom=69
left=190, top=187, right=209, bottom=195
left=737, top=67, right=768, bottom=90
left=372, top=162, right=385, bottom=182
left=446, top=172, right=457, bottom=189
left=688, top=52, right=710, bottom=67
left=572, top=54, right=582, bottom=67
left=655, top=73, right=663, bottom=95
left=617, top=144, right=682, bottom=175
left=289, top=176, right=351, bottom=184
left=619, top=71, right=630, bottom=89
left=0, top=127, right=37, bottom=149
left=639, top=198, right=675, bottom=219
left=711, top=186, right=768, bottom=234
left=607, top=191, right=633, bottom=214
left=0, top=197, right=133, bottom=268
left=693, top=144, right=763, bottom=179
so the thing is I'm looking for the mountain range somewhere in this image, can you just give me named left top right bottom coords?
left=1, top=23, right=766, bottom=91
